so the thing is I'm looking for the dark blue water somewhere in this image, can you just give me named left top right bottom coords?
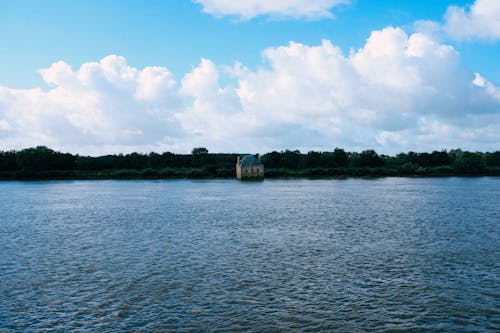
left=0, top=178, right=499, bottom=332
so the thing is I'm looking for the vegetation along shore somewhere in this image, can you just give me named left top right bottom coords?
left=0, top=146, right=499, bottom=180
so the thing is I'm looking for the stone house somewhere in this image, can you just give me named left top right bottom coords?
left=236, top=155, right=264, bottom=180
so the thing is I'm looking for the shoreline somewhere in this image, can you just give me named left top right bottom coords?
left=1, top=168, right=499, bottom=181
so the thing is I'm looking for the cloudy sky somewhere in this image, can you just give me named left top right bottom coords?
left=0, top=0, right=499, bottom=155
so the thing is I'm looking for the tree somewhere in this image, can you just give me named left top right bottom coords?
left=305, top=151, right=321, bottom=168
left=191, top=147, right=208, bottom=155
left=281, top=150, right=302, bottom=169
left=429, top=150, right=451, bottom=166
left=16, top=146, right=55, bottom=171
left=128, top=152, right=148, bottom=169
left=485, top=151, right=500, bottom=167
left=0, top=151, right=17, bottom=171
left=148, top=152, right=162, bottom=169
left=332, top=148, right=348, bottom=167
left=359, top=150, right=384, bottom=167
left=191, top=147, right=209, bottom=168
left=452, top=151, right=484, bottom=173
left=261, top=151, right=281, bottom=168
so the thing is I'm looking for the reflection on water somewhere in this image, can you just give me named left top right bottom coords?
left=0, top=178, right=499, bottom=332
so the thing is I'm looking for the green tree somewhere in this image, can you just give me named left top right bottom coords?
left=191, top=147, right=209, bottom=168
left=359, top=150, right=384, bottom=167
left=452, top=151, right=484, bottom=173
left=261, top=151, right=281, bottom=168
left=305, top=151, right=321, bottom=168
left=191, top=147, right=208, bottom=155
left=485, top=151, right=500, bottom=167
left=331, top=148, right=348, bottom=167
left=0, top=151, right=17, bottom=171
left=16, top=146, right=56, bottom=171
left=279, top=150, right=301, bottom=169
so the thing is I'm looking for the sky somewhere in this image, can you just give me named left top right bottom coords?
left=0, top=0, right=499, bottom=155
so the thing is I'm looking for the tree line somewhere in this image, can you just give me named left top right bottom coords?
left=0, top=146, right=499, bottom=179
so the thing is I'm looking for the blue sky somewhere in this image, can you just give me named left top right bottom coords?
left=2, top=0, right=497, bottom=87
left=0, top=0, right=499, bottom=154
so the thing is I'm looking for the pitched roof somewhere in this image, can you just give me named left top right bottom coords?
left=239, top=155, right=262, bottom=167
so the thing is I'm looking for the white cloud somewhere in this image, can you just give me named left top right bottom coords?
left=0, top=28, right=499, bottom=155
left=444, top=0, right=500, bottom=40
left=178, top=27, right=500, bottom=153
left=193, top=0, right=348, bottom=20
left=0, top=55, right=184, bottom=155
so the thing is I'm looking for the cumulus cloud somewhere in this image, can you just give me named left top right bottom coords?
left=444, top=0, right=500, bottom=40
left=178, top=27, right=500, bottom=153
left=193, top=0, right=349, bottom=20
left=0, top=55, right=184, bottom=155
left=1, top=28, right=499, bottom=155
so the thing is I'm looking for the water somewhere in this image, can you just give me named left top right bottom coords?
left=0, top=178, right=499, bottom=332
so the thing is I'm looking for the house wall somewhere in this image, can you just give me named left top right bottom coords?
left=236, top=165, right=264, bottom=180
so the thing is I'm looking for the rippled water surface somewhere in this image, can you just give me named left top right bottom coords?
left=1, top=178, right=499, bottom=332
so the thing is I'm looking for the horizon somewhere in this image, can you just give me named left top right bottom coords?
left=1, top=0, right=499, bottom=155
left=3, top=144, right=499, bottom=158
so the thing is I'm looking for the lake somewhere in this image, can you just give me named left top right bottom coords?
left=0, top=178, right=499, bottom=332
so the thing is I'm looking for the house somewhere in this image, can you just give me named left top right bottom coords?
left=236, top=155, right=264, bottom=180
